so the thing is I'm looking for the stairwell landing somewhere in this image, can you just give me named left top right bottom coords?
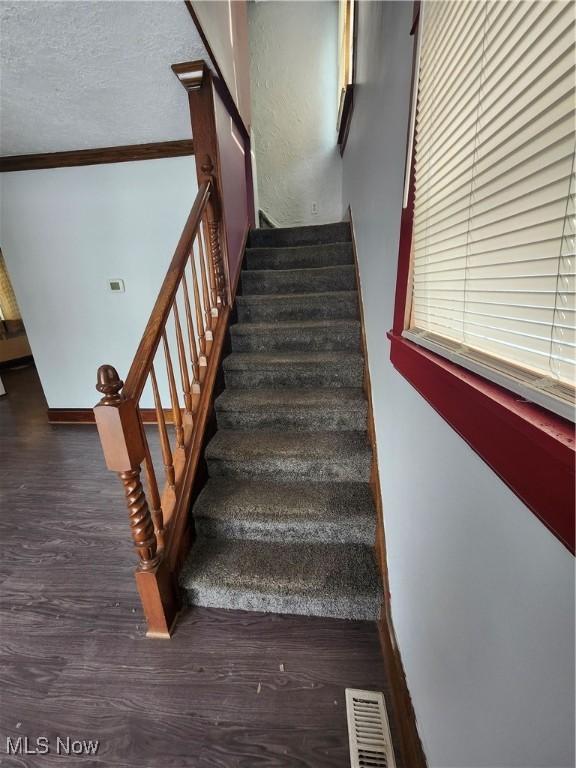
left=180, top=222, right=382, bottom=621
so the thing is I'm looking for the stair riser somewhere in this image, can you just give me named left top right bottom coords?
left=224, top=364, right=363, bottom=389
left=216, top=406, right=367, bottom=431
left=206, top=455, right=371, bottom=483
left=242, top=267, right=355, bottom=295
left=182, top=587, right=380, bottom=621
left=246, top=244, right=353, bottom=271
left=249, top=222, right=351, bottom=248
left=195, top=516, right=375, bottom=545
left=230, top=326, right=360, bottom=353
left=237, top=294, right=359, bottom=322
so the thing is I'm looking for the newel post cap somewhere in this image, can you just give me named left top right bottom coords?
left=171, top=60, right=208, bottom=92
left=94, top=365, right=144, bottom=471
left=96, top=364, right=124, bottom=405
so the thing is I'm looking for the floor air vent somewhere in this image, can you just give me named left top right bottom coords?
left=345, top=688, right=396, bottom=768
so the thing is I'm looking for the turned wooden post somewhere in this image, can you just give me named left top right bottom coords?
left=202, top=156, right=227, bottom=309
left=94, top=365, right=179, bottom=637
left=172, top=59, right=231, bottom=307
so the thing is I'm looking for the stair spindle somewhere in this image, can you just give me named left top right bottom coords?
left=140, top=417, right=165, bottom=548
left=162, top=331, right=185, bottom=449
left=198, top=156, right=227, bottom=309
left=207, top=217, right=227, bottom=309
left=181, top=271, right=201, bottom=412
left=172, top=302, right=193, bottom=416
left=198, top=223, right=217, bottom=334
left=150, top=365, right=176, bottom=487
left=189, top=250, right=209, bottom=380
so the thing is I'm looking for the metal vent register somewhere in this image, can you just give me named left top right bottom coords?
left=345, top=689, right=396, bottom=768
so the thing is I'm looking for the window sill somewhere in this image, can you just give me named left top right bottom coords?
left=387, top=330, right=575, bottom=554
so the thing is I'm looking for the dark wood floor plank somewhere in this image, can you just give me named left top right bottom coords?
left=0, top=364, right=400, bottom=767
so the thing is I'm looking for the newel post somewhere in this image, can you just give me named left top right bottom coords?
left=94, top=365, right=179, bottom=638
left=172, top=59, right=230, bottom=308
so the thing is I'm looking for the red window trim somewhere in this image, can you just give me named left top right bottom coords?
left=390, top=3, right=575, bottom=554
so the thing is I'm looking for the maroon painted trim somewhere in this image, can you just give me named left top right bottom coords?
left=393, top=0, right=419, bottom=335
left=392, top=181, right=415, bottom=335
left=390, top=2, right=575, bottom=554
left=388, top=334, right=575, bottom=553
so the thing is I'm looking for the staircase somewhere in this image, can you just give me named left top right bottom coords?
left=180, top=222, right=382, bottom=621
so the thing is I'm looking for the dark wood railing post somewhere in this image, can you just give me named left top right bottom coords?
left=172, top=59, right=231, bottom=307
left=202, top=157, right=227, bottom=309
left=94, top=365, right=179, bottom=637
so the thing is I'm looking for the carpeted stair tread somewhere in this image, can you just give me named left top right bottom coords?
left=179, top=538, right=381, bottom=621
left=205, top=429, right=371, bottom=482
left=193, top=479, right=376, bottom=544
left=230, top=319, right=361, bottom=353
left=184, top=220, right=380, bottom=622
left=215, top=387, right=367, bottom=431
left=248, top=221, right=351, bottom=248
left=223, top=351, right=364, bottom=388
left=236, top=291, right=359, bottom=322
left=216, top=386, right=366, bottom=411
left=246, top=242, right=353, bottom=270
left=242, top=264, right=356, bottom=295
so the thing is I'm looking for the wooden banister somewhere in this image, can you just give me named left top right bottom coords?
left=94, top=172, right=227, bottom=637
left=93, top=58, right=252, bottom=638
left=94, top=159, right=228, bottom=638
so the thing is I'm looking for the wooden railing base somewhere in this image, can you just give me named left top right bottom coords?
left=135, top=559, right=180, bottom=639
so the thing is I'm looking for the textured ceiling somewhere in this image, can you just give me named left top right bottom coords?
left=0, top=1, right=208, bottom=155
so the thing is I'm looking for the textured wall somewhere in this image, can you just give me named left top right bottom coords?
left=248, top=1, right=343, bottom=226
left=0, top=158, right=198, bottom=408
left=0, top=1, right=207, bottom=155
left=342, top=3, right=575, bottom=767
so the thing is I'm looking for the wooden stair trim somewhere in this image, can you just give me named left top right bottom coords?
left=0, top=140, right=195, bottom=172
left=349, top=207, right=428, bottom=768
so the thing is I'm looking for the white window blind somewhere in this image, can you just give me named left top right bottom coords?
left=406, top=0, right=576, bottom=421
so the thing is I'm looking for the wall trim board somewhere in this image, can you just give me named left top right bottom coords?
left=349, top=209, right=428, bottom=768
left=47, top=408, right=174, bottom=425
left=184, top=1, right=249, bottom=141
left=0, top=140, right=195, bottom=173
left=232, top=225, right=251, bottom=300
left=377, top=610, right=428, bottom=768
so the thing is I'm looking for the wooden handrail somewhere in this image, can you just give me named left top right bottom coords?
left=123, top=180, right=211, bottom=402
left=93, top=171, right=229, bottom=638
left=92, top=58, right=253, bottom=639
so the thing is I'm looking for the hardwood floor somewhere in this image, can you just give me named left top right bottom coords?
left=0, top=364, right=400, bottom=767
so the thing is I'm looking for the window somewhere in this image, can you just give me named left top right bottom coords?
left=404, top=1, right=575, bottom=422
left=337, top=0, right=356, bottom=152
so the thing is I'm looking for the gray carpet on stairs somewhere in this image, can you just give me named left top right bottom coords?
left=180, top=222, right=382, bottom=621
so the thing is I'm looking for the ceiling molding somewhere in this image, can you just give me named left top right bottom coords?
left=0, top=140, right=195, bottom=173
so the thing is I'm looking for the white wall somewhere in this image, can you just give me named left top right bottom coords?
left=342, top=3, right=575, bottom=767
left=248, top=1, right=342, bottom=226
left=0, top=157, right=198, bottom=409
